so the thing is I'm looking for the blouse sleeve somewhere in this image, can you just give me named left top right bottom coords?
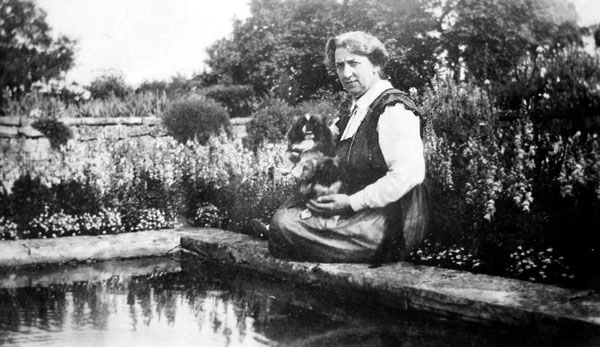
left=348, top=103, right=425, bottom=211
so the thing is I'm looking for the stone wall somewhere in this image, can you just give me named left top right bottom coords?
left=0, top=116, right=252, bottom=192
left=0, top=116, right=168, bottom=190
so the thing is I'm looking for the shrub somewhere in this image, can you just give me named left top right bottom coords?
left=31, top=117, right=73, bottom=149
left=28, top=206, right=79, bottom=238
left=78, top=208, right=123, bottom=235
left=294, top=98, right=340, bottom=126
left=193, top=202, right=225, bottom=228
left=88, top=74, right=132, bottom=100
left=494, top=45, right=600, bottom=129
left=420, top=77, right=496, bottom=145
left=203, top=84, right=256, bottom=118
left=245, top=98, right=297, bottom=149
left=162, top=95, right=231, bottom=145
left=76, top=91, right=169, bottom=118
left=0, top=217, right=18, bottom=240
left=124, top=208, right=172, bottom=232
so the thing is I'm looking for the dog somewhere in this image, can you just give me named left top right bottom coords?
left=285, top=114, right=347, bottom=227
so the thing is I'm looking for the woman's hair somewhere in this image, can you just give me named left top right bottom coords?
left=323, top=31, right=389, bottom=71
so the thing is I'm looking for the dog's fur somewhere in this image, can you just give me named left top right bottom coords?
left=286, top=114, right=346, bottom=215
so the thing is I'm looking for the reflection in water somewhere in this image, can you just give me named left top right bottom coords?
left=0, top=257, right=595, bottom=346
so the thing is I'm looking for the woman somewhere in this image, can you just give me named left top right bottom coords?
left=264, top=31, right=428, bottom=265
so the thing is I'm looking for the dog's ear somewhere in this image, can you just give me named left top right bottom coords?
left=286, top=116, right=307, bottom=145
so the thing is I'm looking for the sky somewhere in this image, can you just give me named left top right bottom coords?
left=36, top=0, right=251, bottom=86
left=36, top=0, right=599, bottom=87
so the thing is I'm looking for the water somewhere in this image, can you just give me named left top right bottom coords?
left=0, top=256, right=593, bottom=346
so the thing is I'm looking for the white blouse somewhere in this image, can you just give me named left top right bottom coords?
left=332, top=80, right=425, bottom=211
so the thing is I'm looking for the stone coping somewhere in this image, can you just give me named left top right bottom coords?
left=1, top=227, right=598, bottom=336
left=0, top=229, right=200, bottom=267
left=179, top=228, right=600, bottom=335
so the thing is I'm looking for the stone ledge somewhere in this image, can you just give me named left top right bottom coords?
left=179, top=228, right=600, bottom=333
left=1, top=227, right=598, bottom=336
left=0, top=229, right=202, bottom=267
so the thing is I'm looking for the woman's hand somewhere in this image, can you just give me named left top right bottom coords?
left=306, top=194, right=352, bottom=216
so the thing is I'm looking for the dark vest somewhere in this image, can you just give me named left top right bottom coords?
left=335, top=88, right=422, bottom=195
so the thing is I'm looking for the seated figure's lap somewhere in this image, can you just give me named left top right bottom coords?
left=268, top=205, right=387, bottom=263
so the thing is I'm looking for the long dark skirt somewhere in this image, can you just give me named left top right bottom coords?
left=268, top=184, right=429, bottom=263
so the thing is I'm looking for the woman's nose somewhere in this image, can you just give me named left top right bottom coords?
left=341, top=66, right=353, bottom=78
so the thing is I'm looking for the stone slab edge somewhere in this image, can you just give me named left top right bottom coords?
left=179, top=228, right=600, bottom=333
left=0, top=229, right=201, bottom=267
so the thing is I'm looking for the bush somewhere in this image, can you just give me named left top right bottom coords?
left=494, top=45, right=600, bottom=129
left=193, top=202, right=226, bottom=228
left=294, top=98, right=341, bottom=126
left=31, top=117, right=73, bottom=149
left=420, top=77, right=496, bottom=145
left=162, top=95, right=231, bottom=145
left=245, top=98, right=298, bottom=149
left=203, top=84, right=256, bottom=118
left=88, top=74, right=132, bottom=100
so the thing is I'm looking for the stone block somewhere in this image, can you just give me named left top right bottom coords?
left=0, top=116, right=21, bottom=126
left=142, top=117, right=161, bottom=126
left=128, top=125, right=152, bottom=137
left=102, top=125, right=126, bottom=139
left=20, top=118, right=34, bottom=127
left=120, top=117, right=143, bottom=125
left=18, top=126, right=44, bottom=138
left=82, top=117, right=118, bottom=126
left=77, top=126, right=100, bottom=141
left=0, top=125, right=18, bottom=137
left=60, top=117, right=83, bottom=126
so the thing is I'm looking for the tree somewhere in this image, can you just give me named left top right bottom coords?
left=205, top=0, right=438, bottom=103
left=0, top=0, right=75, bottom=97
left=439, top=0, right=580, bottom=83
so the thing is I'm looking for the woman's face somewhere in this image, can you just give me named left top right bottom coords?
left=334, top=47, right=381, bottom=99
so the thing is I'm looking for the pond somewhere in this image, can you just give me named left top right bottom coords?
left=0, top=255, right=590, bottom=346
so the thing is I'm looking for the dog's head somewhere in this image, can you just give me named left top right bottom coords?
left=286, top=113, right=333, bottom=163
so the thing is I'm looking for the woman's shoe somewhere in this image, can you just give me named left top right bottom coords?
left=249, top=219, right=269, bottom=240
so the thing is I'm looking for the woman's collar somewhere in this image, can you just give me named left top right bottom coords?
left=354, top=79, right=393, bottom=110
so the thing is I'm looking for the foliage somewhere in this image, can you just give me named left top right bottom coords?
left=162, top=95, right=231, bottom=144
left=203, top=84, right=256, bottom=118
left=2, top=89, right=168, bottom=119
left=506, top=245, right=573, bottom=283
left=245, top=97, right=298, bottom=149
left=0, top=0, right=75, bottom=100
left=439, top=0, right=581, bottom=83
left=75, top=91, right=169, bottom=118
left=87, top=74, right=132, bottom=100
left=494, top=46, right=600, bottom=126
left=31, top=117, right=73, bottom=149
left=135, top=74, right=204, bottom=99
left=420, top=77, right=496, bottom=145
left=419, top=77, right=600, bottom=286
left=0, top=217, right=18, bottom=240
left=205, top=0, right=437, bottom=103
left=193, top=202, right=225, bottom=228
